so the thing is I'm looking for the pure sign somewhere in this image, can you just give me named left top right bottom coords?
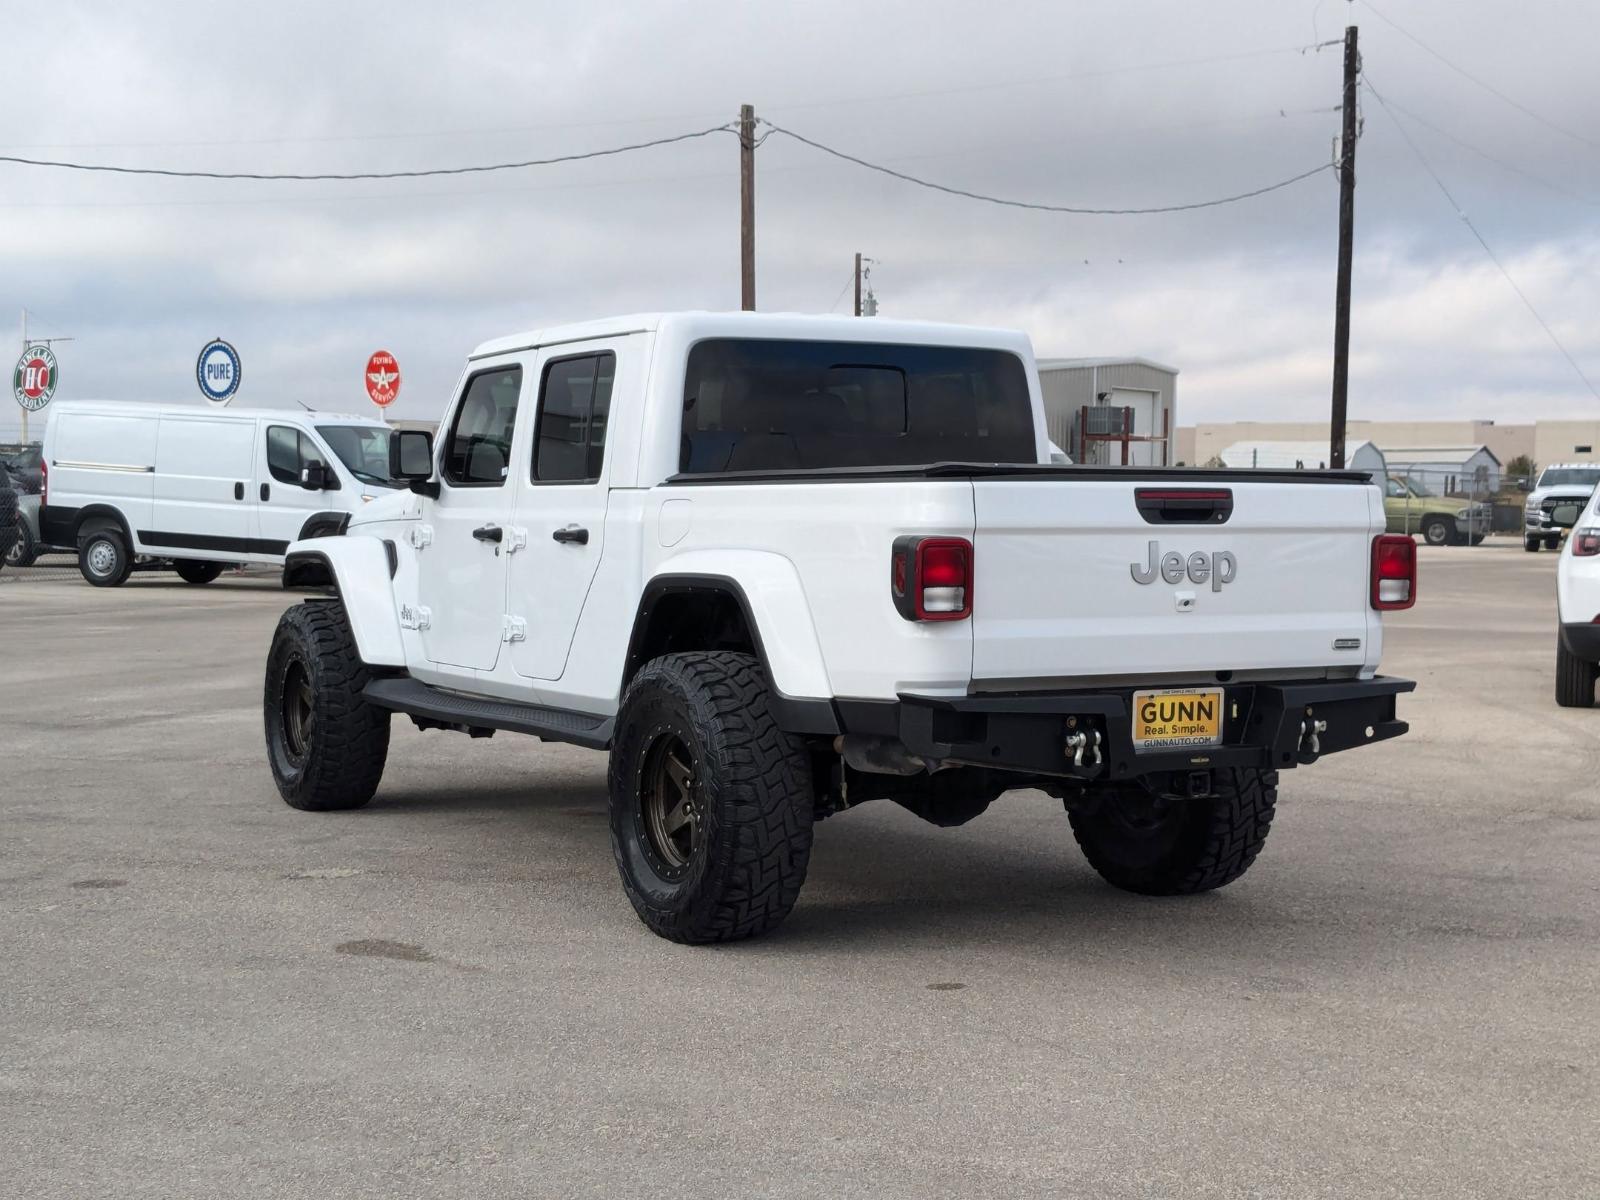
left=196, top=338, right=242, bottom=405
left=13, top=345, right=58, bottom=411
left=365, top=350, right=400, bottom=408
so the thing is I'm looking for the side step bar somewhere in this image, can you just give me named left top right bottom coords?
left=363, top=676, right=614, bottom=750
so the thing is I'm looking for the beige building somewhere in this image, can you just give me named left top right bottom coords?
left=1180, top=420, right=1540, bottom=470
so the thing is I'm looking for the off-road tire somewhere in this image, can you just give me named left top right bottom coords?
left=1525, top=536, right=1541, bottom=552
left=5, top=518, right=36, bottom=568
left=1422, top=517, right=1453, bottom=546
left=608, top=651, right=815, bottom=944
left=264, top=601, right=390, bottom=811
left=78, top=526, right=133, bottom=587
left=1068, top=768, right=1277, bottom=896
left=175, top=560, right=224, bottom=585
left=1555, top=632, right=1598, bottom=708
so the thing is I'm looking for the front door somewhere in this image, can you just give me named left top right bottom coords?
left=506, top=348, right=617, bottom=681
left=255, top=423, right=334, bottom=554
left=415, top=363, right=526, bottom=672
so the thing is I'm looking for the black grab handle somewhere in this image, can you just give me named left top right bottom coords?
left=472, top=524, right=503, bottom=543
left=551, top=526, right=589, bottom=545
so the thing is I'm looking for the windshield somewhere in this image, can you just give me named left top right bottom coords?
left=1538, top=467, right=1600, bottom=489
left=317, top=425, right=399, bottom=488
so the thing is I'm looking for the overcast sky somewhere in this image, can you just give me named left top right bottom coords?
left=5, top=0, right=1600, bottom=438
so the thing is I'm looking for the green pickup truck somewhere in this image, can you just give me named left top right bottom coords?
left=1383, top=476, right=1491, bottom=546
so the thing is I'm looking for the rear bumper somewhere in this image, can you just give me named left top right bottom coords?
left=836, top=676, right=1414, bottom=782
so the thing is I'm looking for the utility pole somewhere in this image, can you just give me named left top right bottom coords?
left=739, top=104, right=756, bottom=311
left=1329, top=24, right=1359, bottom=469
left=853, top=252, right=862, bottom=317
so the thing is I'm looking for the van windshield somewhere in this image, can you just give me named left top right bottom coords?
left=317, top=425, right=399, bottom=488
left=679, top=339, right=1037, bottom=474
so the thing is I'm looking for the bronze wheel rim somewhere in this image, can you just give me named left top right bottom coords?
left=281, top=659, right=314, bottom=764
left=639, top=732, right=700, bottom=878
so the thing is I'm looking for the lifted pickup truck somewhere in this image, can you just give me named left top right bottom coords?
left=263, top=312, right=1415, bottom=943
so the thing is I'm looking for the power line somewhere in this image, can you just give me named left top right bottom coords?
left=758, top=120, right=1333, bottom=215
left=1360, top=0, right=1600, bottom=153
left=1366, top=75, right=1600, bottom=401
left=0, top=124, right=735, bottom=181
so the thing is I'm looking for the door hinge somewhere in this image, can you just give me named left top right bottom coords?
left=501, top=615, right=527, bottom=643
left=506, top=526, right=528, bottom=553
left=407, top=524, right=433, bottom=549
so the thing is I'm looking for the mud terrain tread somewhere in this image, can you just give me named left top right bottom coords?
left=1070, top=768, right=1278, bottom=896
left=610, top=651, right=814, bottom=943
left=265, top=601, right=390, bottom=811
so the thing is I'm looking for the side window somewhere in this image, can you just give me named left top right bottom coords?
left=267, top=425, right=327, bottom=485
left=533, top=352, right=615, bottom=483
left=1385, top=478, right=1406, bottom=498
left=443, top=367, right=523, bottom=486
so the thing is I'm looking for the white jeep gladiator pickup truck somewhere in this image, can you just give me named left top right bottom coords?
left=262, top=312, right=1415, bottom=943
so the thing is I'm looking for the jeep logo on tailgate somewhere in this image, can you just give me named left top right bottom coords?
left=1130, top=541, right=1237, bottom=591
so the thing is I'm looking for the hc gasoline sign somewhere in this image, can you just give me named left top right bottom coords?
left=13, top=345, right=58, bottom=411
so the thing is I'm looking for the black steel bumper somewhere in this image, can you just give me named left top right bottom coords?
left=836, top=676, right=1414, bottom=782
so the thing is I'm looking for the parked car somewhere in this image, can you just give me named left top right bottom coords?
left=0, top=463, right=18, bottom=571
left=39, top=402, right=398, bottom=586
left=1383, top=475, right=1490, bottom=546
left=7, top=492, right=40, bottom=568
left=1524, top=463, right=1600, bottom=551
left=262, top=311, right=1416, bottom=944
left=1554, top=488, right=1600, bottom=704
left=3, top=443, right=43, bottom=494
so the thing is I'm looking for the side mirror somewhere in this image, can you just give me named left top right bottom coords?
left=389, top=429, right=437, bottom=496
left=299, top=461, right=332, bottom=490
left=1551, top=502, right=1582, bottom=528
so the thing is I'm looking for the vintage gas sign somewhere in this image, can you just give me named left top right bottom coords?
left=197, top=338, right=242, bottom=405
left=365, top=350, right=401, bottom=407
left=13, top=345, right=58, bottom=411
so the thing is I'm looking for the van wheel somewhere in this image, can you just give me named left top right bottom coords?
left=5, top=519, right=35, bottom=568
left=1421, top=517, right=1453, bottom=546
left=1555, top=632, right=1597, bottom=708
left=609, top=651, right=815, bottom=944
left=264, top=601, right=390, bottom=811
left=1068, top=769, right=1277, bottom=895
left=78, top=527, right=133, bottom=587
left=175, top=560, right=224, bottom=585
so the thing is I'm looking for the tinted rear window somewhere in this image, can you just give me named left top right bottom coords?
left=679, top=339, right=1035, bottom=474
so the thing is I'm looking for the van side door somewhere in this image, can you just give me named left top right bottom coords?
left=504, top=345, right=621, bottom=683
left=146, top=415, right=257, bottom=558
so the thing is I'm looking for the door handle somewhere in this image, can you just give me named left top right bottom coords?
left=472, top=524, right=504, bottom=543
left=234, top=482, right=244, bottom=500
left=260, top=483, right=270, bottom=502
left=551, top=526, right=589, bottom=545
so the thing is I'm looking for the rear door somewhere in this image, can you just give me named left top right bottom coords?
left=505, top=345, right=621, bottom=682
left=969, top=477, right=1378, bottom=684
left=148, top=415, right=257, bottom=556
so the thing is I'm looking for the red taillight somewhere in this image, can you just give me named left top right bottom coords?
left=1573, top=528, right=1600, bottom=557
left=1371, top=534, right=1417, bottom=611
left=891, top=536, right=973, bottom=622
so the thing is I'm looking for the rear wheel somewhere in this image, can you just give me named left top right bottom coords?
left=78, top=526, right=133, bottom=587
left=264, top=601, right=390, bottom=810
left=1068, top=769, right=1277, bottom=895
left=608, top=651, right=815, bottom=944
left=1555, top=631, right=1598, bottom=708
left=174, top=560, right=224, bottom=585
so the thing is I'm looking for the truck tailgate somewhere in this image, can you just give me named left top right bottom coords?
left=970, top=478, right=1380, bottom=683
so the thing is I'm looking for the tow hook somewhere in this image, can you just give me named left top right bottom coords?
left=1065, top=728, right=1103, bottom=769
left=1298, top=717, right=1328, bottom=759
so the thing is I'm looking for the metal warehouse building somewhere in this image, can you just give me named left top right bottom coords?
left=1036, top=357, right=1178, bottom=466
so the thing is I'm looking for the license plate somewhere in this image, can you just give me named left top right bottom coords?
left=1131, top=687, right=1224, bottom=750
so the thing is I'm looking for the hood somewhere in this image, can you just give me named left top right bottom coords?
left=349, top=489, right=418, bottom=527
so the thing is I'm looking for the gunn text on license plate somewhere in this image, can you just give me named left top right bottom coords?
left=1131, top=687, right=1224, bottom=750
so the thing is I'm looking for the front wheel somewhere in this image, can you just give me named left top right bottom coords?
left=608, top=651, right=815, bottom=944
left=1525, top=536, right=1541, bottom=552
left=1546, top=535, right=1562, bottom=551
left=264, top=601, right=390, bottom=810
left=1068, top=769, right=1277, bottom=895
left=175, top=560, right=224, bottom=585
left=5, top=519, right=35, bottom=568
left=1422, top=517, right=1453, bottom=546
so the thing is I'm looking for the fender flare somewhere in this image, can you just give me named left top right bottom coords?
left=281, top=535, right=406, bottom=667
left=296, top=511, right=352, bottom=541
left=627, top=552, right=838, bottom=735
left=66, top=503, right=134, bottom=547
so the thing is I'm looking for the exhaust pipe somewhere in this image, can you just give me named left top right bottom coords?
left=832, top=734, right=937, bottom=776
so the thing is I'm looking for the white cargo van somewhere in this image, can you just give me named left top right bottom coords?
left=39, top=401, right=399, bottom=586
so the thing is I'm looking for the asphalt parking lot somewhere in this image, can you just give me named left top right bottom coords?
left=1, top=542, right=1595, bottom=1198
